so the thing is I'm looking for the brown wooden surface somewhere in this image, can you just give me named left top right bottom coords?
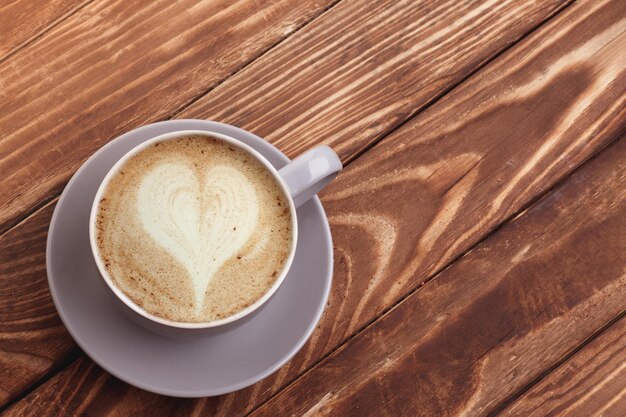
left=0, top=0, right=578, bottom=410
left=181, top=0, right=572, bottom=162
left=0, top=0, right=625, bottom=415
left=0, top=203, right=70, bottom=407
left=0, top=0, right=86, bottom=59
left=0, top=0, right=571, bottom=235
left=249, top=136, right=626, bottom=417
left=502, top=315, right=626, bottom=417
left=0, top=0, right=338, bottom=234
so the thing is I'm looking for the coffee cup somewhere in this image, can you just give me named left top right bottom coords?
left=89, top=129, right=341, bottom=337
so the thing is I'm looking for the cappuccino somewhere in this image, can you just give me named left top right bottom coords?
left=94, top=135, right=293, bottom=323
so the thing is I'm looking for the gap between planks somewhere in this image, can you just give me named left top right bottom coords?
left=167, top=0, right=344, bottom=121
left=307, top=0, right=577, bottom=167
left=487, top=309, right=626, bottom=416
left=0, top=349, right=84, bottom=416
left=0, top=0, right=97, bottom=66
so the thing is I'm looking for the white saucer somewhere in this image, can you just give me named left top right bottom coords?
left=46, top=120, right=333, bottom=397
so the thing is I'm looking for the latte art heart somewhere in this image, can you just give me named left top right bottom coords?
left=95, top=135, right=293, bottom=323
left=137, top=163, right=259, bottom=315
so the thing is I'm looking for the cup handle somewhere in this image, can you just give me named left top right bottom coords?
left=277, top=145, right=342, bottom=208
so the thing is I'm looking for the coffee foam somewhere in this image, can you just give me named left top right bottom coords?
left=95, top=135, right=293, bottom=322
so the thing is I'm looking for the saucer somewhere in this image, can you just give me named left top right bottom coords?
left=46, top=120, right=333, bottom=397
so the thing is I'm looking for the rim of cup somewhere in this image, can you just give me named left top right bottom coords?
left=88, top=130, right=299, bottom=329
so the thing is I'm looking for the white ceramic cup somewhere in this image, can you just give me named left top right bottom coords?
left=89, top=130, right=342, bottom=337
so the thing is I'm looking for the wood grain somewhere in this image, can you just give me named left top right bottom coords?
left=0, top=0, right=87, bottom=59
left=1, top=357, right=208, bottom=416
left=501, top=315, right=626, bottom=417
left=2, top=0, right=624, bottom=414
left=0, top=0, right=576, bottom=403
left=0, top=0, right=337, bottom=234
left=180, top=0, right=571, bottom=162
left=245, top=1, right=622, bottom=414
left=0, top=202, right=75, bottom=407
left=248, top=137, right=626, bottom=417
left=0, top=0, right=575, bottom=236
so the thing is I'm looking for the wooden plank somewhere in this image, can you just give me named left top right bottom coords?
left=180, top=0, right=572, bottom=162
left=246, top=138, right=626, bottom=416
left=0, top=202, right=76, bottom=408
left=0, top=0, right=338, bottom=234
left=2, top=0, right=624, bottom=414
left=1, top=357, right=199, bottom=416
left=500, top=315, right=626, bottom=417
left=0, top=0, right=87, bottom=59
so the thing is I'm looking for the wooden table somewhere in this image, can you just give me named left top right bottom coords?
left=1, top=0, right=624, bottom=415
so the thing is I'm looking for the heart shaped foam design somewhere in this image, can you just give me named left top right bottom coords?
left=137, top=163, right=258, bottom=316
